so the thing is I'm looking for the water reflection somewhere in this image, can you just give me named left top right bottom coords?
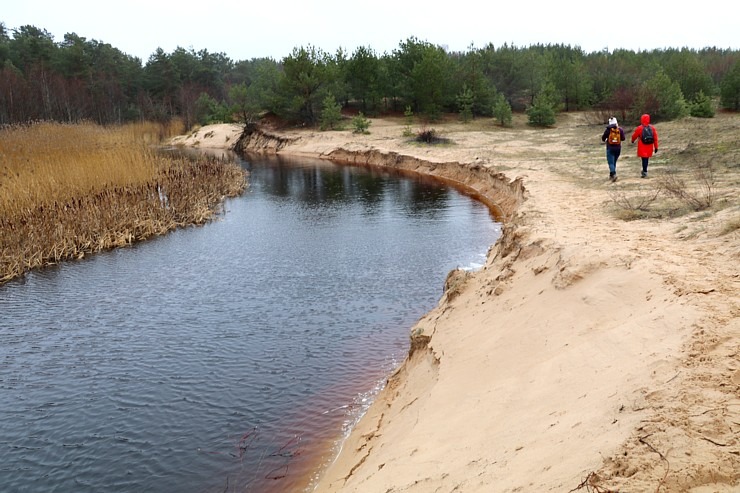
left=244, top=153, right=462, bottom=221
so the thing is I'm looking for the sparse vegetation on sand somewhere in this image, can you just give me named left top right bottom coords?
left=600, top=115, right=739, bottom=224
left=0, top=121, right=247, bottom=284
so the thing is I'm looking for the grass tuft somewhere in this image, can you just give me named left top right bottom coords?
left=719, top=214, right=740, bottom=236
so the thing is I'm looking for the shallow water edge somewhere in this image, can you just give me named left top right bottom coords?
left=235, top=130, right=526, bottom=492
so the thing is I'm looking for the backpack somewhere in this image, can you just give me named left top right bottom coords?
left=641, top=125, right=654, bottom=144
left=608, top=127, right=621, bottom=145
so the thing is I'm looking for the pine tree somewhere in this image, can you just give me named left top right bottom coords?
left=720, top=61, right=740, bottom=111
left=319, top=95, right=343, bottom=130
left=689, top=90, right=715, bottom=118
left=456, top=84, right=474, bottom=123
left=527, top=82, right=557, bottom=127
left=631, top=70, right=688, bottom=121
left=491, top=92, right=512, bottom=127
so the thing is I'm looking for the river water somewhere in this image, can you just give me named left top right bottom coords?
left=0, top=152, right=500, bottom=492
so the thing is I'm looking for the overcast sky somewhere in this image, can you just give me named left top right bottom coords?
left=3, top=0, right=737, bottom=62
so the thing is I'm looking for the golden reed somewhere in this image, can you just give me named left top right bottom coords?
left=0, top=121, right=247, bottom=284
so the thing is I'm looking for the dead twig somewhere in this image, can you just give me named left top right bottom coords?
left=609, top=185, right=662, bottom=213
left=638, top=435, right=670, bottom=493
left=690, top=406, right=726, bottom=417
left=700, top=435, right=728, bottom=447
left=658, top=160, right=716, bottom=211
left=665, top=371, right=681, bottom=384
left=569, top=471, right=619, bottom=492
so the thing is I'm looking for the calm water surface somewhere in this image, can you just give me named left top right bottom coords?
left=0, top=153, right=500, bottom=492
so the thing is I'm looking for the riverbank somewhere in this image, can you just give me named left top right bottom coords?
left=0, top=122, right=247, bottom=284
left=193, top=114, right=739, bottom=492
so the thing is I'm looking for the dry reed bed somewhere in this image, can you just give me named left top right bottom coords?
left=0, top=121, right=247, bottom=284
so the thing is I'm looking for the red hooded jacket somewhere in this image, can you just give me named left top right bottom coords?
left=631, top=114, right=658, bottom=158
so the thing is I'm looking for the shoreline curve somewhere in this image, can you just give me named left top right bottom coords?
left=222, top=116, right=739, bottom=492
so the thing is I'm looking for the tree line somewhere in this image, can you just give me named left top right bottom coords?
left=1, top=23, right=739, bottom=129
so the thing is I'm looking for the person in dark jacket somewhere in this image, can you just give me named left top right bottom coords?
left=601, top=117, right=625, bottom=182
left=631, top=113, right=659, bottom=178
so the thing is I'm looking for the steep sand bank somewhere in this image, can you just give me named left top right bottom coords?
left=181, top=115, right=739, bottom=492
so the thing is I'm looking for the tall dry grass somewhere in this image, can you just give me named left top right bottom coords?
left=0, top=120, right=246, bottom=284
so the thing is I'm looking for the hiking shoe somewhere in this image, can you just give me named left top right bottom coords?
left=641, top=171, right=648, bottom=178
left=610, top=175, right=618, bottom=183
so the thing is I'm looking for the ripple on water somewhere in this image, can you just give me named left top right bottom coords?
left=0, top=156, right=500, bottom=492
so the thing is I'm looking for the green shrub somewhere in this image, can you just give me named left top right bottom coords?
left=351, top=112, right=371, bottom=134
left=403, top=106, right=414, bottom=137
left=492, top=92, right=512, bottom=127
left=689, top=90, right=715, bottom=118
left=319, top=95, right=343, bottom=131
left=195, top=92, right=231, bottom=125
left=720, top=61, right=740, bottom=111
left=631, top=70, right=688, bottom=121
left=527, top=98, right=556, bottom=127
left=527, top=82, right=557, bottom=127
left=456, top=84, right=474, bottom=123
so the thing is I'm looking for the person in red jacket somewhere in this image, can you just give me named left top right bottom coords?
left=631, top=113, right=659, bottom=178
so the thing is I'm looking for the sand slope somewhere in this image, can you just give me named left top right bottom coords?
left=190, top=113, right=740, bottom=492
